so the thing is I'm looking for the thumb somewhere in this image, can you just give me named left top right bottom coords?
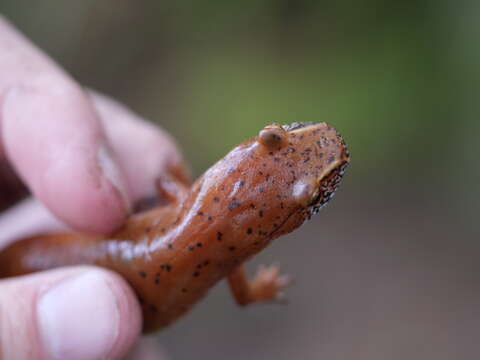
left=0, top=266, right=142, bottom=360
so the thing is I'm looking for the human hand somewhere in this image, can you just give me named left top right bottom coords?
left=0, top=16, right=183, bottom=359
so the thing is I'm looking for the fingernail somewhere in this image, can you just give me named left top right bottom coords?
left=37, top=271, right=120, bottom=360
left=97, top=143, right=131, bottom=214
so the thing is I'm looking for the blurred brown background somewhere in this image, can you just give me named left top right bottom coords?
left=1, top=1, right=479, bottom=359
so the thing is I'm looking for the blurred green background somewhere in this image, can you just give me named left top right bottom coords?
left=1, top=1, right=479, bottom=359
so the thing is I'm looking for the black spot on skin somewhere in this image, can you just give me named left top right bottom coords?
left=239, top=180, right=245, bottom=186
left=208, top=216, right=213, bottom=221
left=303, top=157, right=311, bottom=163
left=181, top=288, right=188, bottom=293
left=268, top=152, right=274, bottom=156
left=228, top=200, right=241, bottom=210
left=250, top=203, right=255, bottom=209
left=247, top=227, right=253, bottom=234
left=139, top=271, right=147, bottom=278
left=196, top=242, right=203, bottom=247
left=150, top=305, right=158, bottom=313
left=193, top=271, right=200, bottom=277
left=258, top=171, right=264, bottom=176
left=168, top=244, right=174, bottom=249
left=228, top=246, right=236, bottom=251
left=160, top=264, right=172, bottom=272
left=280, top=202, right=285, bottom=209
left=262, top=163, right=267, bottom=167
left=217, top=232, right=223, bottom=241
left=259, top=210, right=264, bottom=217
left=197, top=211, right=204, bottom=216
left=213, top=197, right=220, bottom=202
left=155, top=279, right=160, bottom=285
left=204, top=260, right=210, bottom=266
left=266, top=174, right=271, bottom=181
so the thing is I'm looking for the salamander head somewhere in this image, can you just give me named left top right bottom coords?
left=193, top=121, right=350, bottom=241
left=254, top=121, right=350, bottom=219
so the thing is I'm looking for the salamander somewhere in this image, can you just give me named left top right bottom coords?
left=0, top=122, right=350, bottom=332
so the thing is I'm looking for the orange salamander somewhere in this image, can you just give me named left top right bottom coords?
left=0, top=122, right=350, bottom=332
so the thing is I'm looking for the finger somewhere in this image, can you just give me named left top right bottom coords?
left=0, top=16, right=131, bottom=233
left=0, top=266, right=141, bottom=360
left=0, top=86, right=191, bottom=247
left=89, top=91, right=190, bottom=203
left=0, top=198, right=67, bottom=250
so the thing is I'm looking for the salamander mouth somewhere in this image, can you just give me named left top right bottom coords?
left=307, top=160, right=349, bottom=219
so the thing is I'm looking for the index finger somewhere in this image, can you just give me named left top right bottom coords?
left=0, top=16, right=131, bottom=233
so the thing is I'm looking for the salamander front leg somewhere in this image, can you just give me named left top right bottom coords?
left=155, top=174, right=189, bottom=203
left=227, top=264, right=291, bottom=306
left=133, top=173, right=190, bottom=212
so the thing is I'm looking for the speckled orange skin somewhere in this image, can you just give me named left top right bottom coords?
left=0, top=122, right=350, bottom=332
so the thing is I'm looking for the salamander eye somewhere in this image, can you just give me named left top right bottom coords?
left=258, top=124, right=287, bottom=149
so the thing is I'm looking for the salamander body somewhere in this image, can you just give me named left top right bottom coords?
left=0, top=122, right=350, bottom=332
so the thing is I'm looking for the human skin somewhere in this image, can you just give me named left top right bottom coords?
left=0, top=16, right=179, bottom=360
